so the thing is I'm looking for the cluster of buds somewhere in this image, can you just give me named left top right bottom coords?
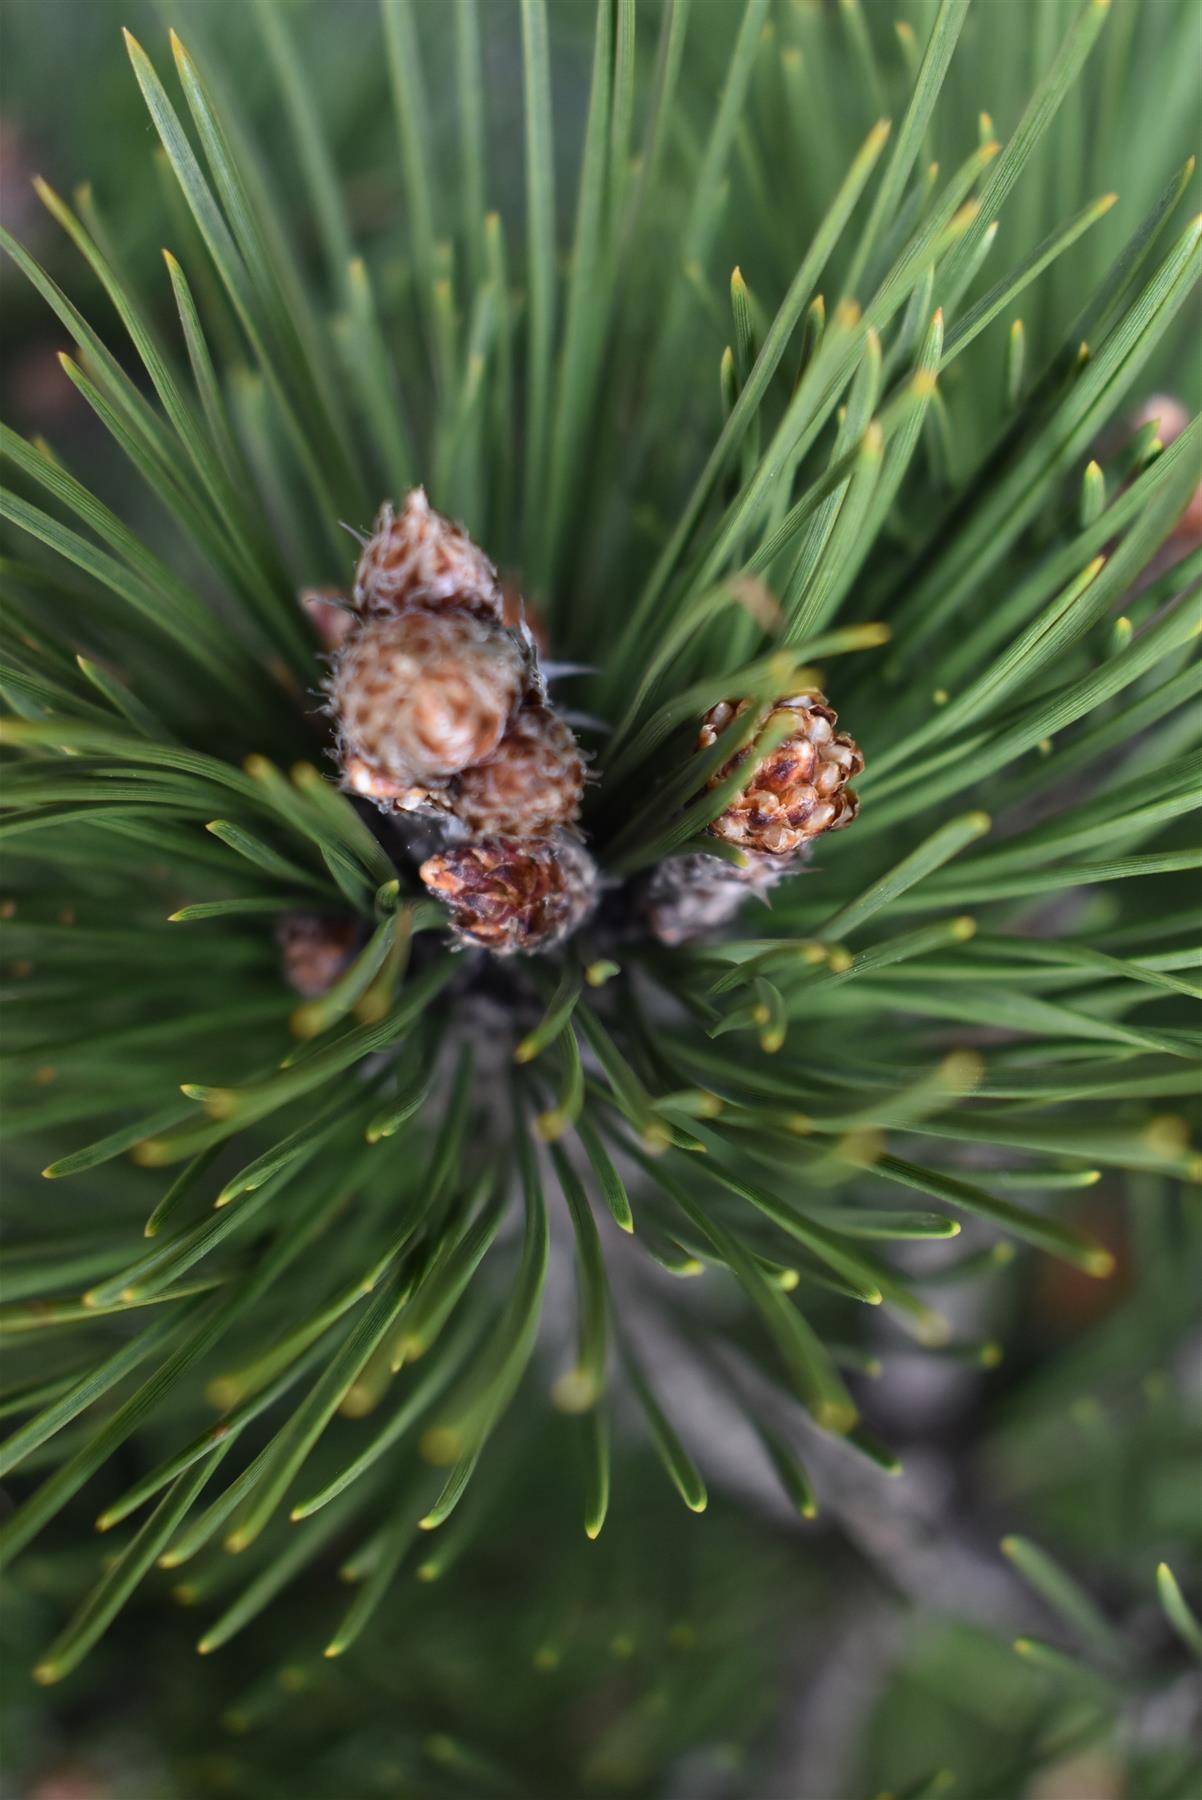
left=309, top=498, right=864, bottom=955
left=313, top=490, right=595, bottom=953
left=644, top=688, right=863, bottom=946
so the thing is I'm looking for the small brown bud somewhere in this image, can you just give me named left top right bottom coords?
left=642, top=849, right=795, bottom=947
left=419, top=834, right=597, bottom=954
left=276, top=914, right=358, bottom=997
left=450, top=703, right=586, bottom=837
left=353, top=488, right=501, bottom=619
left=700, top=691, right=862, bottom=856
left=330, top=609, right=525, bottom=798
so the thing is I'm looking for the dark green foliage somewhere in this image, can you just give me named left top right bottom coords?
left=0, top=1, right=1199, bottom=1793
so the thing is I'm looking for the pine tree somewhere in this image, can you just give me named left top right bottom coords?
left=1, top=1, right=1199, bottom=1793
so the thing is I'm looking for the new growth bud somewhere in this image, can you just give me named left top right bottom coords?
left=331, top=608, right=525, bottom=795
left=353, top=488, right=502, bottom=620
left=700, top=691, right=863, bottom=857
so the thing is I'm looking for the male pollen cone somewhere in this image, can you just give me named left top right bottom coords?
left=701, top=691, right=863, bottom=856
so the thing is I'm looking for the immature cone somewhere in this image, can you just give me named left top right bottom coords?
left=419, top=834, right=597, bottom=954
left=701, top=691, right=862, bottom=857
left=329, top=609, right=525, bottom=802
left=353, top=488, right=501, bottom=619
left=451, top=703, right=586, bottom=837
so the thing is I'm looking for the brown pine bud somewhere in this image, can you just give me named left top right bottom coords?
left=276, top=914, right=359, bottom=997
left=700, top=691, right=862, bottom=856
left=353, top=488, right=501, bottom=619
left=419, top=834, right=597, bottom=954
left=450, top=703, right=586, bottom=837
left=330, top=609, right=525, bottom=801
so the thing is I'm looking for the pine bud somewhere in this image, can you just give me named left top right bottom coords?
left=419, top=834, right=597, bottom=954
left=450, top=703, right=586, bottom=837
left=353, top=488, right=501, bottom=619
left=276, top=913, right=358, bottom=997
left=641, top=849, right=793, bottom=947
left=700, top=691, right=863, bottom=856
left=330, top=608, right=525, bottom=800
